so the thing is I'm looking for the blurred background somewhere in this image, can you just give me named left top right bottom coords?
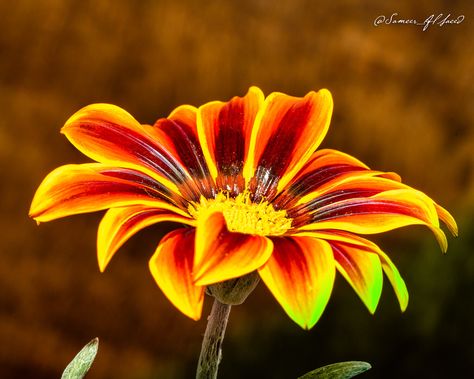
left=0, top=0, right=473, bottom=378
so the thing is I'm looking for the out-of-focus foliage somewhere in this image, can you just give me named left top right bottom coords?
left=61, top=338, right=98, bottom=379
left=0, top=0, right=472, bottom=378
left=297, top=361, right=371, bottom=379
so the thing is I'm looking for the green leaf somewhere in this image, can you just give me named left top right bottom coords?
left=297, top=361, right=372, bottom=379
left=61, top=338, right=99, bottom=379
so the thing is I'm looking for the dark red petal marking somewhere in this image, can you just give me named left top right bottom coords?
left=247, top=91, right=333, bottom=202
left=251, top=100, right=314, bottom=200
left=272, top=149, right=370, bottom=209
left=66, top=119, right=188, bottom=182
left=29, top=164, right=185, bottom=222
left=215, top=100, right=246, bottom=175
left=214, top=98, right=249, bottom=194
left=309, top=200, right=426, bottom=223
left=199, top=87, right=262, bottom=195
left=100, top=168, right=172, bottom=195
left=288, top=188, right=381, bottom=221
left=274, top=165, right=367, bottom=209
left=154, top=116, right=214, bottom=198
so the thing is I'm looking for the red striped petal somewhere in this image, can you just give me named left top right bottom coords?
left=244, top=89, right=333, bottom=200
left=150, top=105, right=215, bottom=198
left=29, top=164, right=185, bottom=222
left=149, top=228, right=204, bottom=320
left=198, top=87, right=264, bottom=194
left=297, top=189, right=448, bottom=252
left=258, top=236, right=335, bottom=329
left=193, top=211, right=273, bottom=285
left=61, top=103, right=190, bottom=196
left=97, top=206, right=195, bottom=272
left=289, top=173, right=411, bottom=220
left=273, top=149, right=370, bottom=209
left=301, top=231, right=408, bottom=311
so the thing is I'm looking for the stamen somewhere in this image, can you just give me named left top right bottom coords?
left=188, top=192, right=292, bottom=236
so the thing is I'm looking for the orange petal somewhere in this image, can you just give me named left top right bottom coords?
left=98, top=206, right=195, bottom=272
left=148, top=105, right=215, bottom=199
left=281, top=171, right=402, bottom=214
left=289, top=173, right=412, bottom=223
left=298, top=171, right=408, bottom=205
left=61, top=103, right=187, bottom=195
left=244, top=89, right=333, bottom=200
left=273, top=149, right=370, bottom=208
left=149, top=228, right=204, bottom=321
left=435, top=203, right=458, bottom=236
left=29, top=164, right=185, bottom=222
left=197, top=87, right=264, bottom=194
left=297, top=189, right=448, bottom=252
left=330, top=240, right=383, bottom=313
left=297, top=231, right=408, bottom=311
left=193, top=211, right=273, bottom=286
left=258, top=236, right=335, bottom=329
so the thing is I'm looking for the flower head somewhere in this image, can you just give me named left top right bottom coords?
left=30, top=87, right=457, bottom=329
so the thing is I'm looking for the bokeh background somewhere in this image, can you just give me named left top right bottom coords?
left=1, top=0, right=473, bottom=378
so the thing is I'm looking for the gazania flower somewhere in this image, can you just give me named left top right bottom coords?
left=30, top=87, right=457, bottom=329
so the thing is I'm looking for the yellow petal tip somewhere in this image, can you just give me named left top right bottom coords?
left=400, top=295, right=409, bottom=313
left=97, top=255, right=110, bottom=273
left=368, top=306, right=377, bottom=315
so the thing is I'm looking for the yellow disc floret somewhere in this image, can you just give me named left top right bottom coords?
left=188, top=192, right=292, bottom=236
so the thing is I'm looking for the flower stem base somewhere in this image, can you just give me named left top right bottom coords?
left=207, top=271, right=260, bottom=305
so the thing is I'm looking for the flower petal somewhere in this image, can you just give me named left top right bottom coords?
left=283, top=171, right=403, bottom=216
left=273, top=149, right=370, bottom=209
left=375, top=246, right=409, bottom=311
left=149, top=228, right=204, bottom=321
left=435, top=203, right=458, bottom=236
left=197, top=87, right=264, bottom=194
left=244, top=89, right=333, bottom=200
left=289, top=174, right=412, bottom=222
left=98, top=206, right=195, bottom=272
left=193, top=211, right=273, bottom=286
left=297, top=189, right=448, bottom=252
left=330, top=240, right=383, bottom=313
left=29, top=164, right=186, bottom=222
left=258, top=236, right=335, bottom=329
left=149, top=105, right=215, bottom=198
left=301, top=231, right=408, bottom=311
left=61, top=103, right=190, bottom=196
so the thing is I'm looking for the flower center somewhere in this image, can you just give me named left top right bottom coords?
left=188, top=192, right=292, bottom=236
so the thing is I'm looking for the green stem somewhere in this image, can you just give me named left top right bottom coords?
left=196, top=298, right=232, bottom=379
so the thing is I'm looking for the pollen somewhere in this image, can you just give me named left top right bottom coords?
left=188, top=192, right=292, bottom=236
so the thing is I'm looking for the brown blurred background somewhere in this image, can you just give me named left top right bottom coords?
left=1, top=0, right=473, bottom=378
